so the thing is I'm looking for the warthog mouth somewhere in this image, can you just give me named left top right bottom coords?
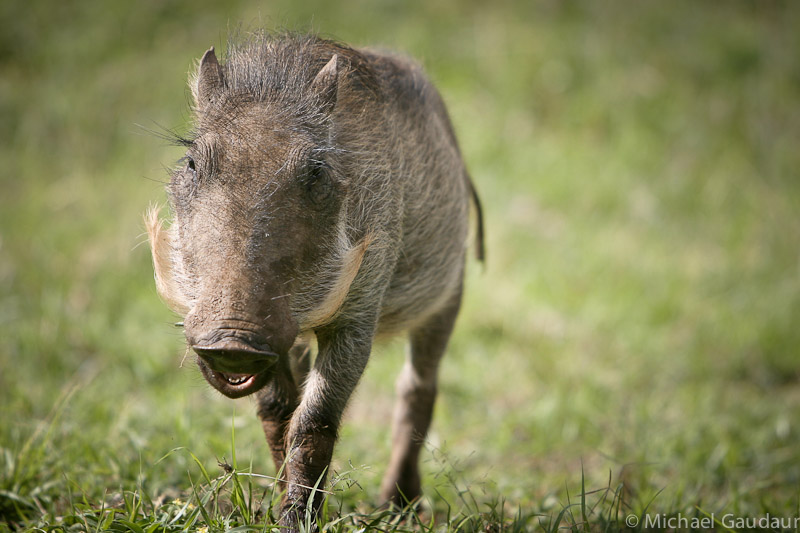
left=197, top=358, right=272, bottom=398
left=190, top=335, right=279, bottom=398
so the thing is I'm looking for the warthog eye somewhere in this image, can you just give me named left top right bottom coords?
left=304, top=162, right=333, bottom=206
left=171, top=156, right=200, bottom=200
left=184, top=156, right=199, bottom=187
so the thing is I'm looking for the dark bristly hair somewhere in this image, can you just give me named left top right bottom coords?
left=200, top=31, right=380, bottom=113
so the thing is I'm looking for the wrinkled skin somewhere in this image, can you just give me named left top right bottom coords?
left=147, top=33, right=483, bottom=531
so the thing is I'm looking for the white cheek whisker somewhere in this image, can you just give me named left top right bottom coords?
left=145, top=205, right=191, bottom=315
left=298, top=231, right=373, bottom=330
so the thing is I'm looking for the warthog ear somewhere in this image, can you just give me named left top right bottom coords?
left=311, top=54, right=338, bottom=115
left=194, top=46, right=224, bottom=108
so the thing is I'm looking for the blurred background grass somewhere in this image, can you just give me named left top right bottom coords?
left=1, top=0, right=799, bottom=529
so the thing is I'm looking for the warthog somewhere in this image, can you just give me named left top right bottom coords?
left=146, top=32, right=484, bottom=529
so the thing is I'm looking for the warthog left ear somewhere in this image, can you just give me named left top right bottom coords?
left=194, top=46, right=225, bottom=109
left=311, top=54, right=338, bottom=115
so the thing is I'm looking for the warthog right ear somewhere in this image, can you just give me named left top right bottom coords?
left=194, top=46, right=225, bottom=109
left=311, top=54, right=338, bottom=115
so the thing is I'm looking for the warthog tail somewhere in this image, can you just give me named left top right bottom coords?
left=467, top=175, right=486, bottom=264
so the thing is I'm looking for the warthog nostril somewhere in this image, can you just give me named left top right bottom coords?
left=192, top=338, right=279, bottom=375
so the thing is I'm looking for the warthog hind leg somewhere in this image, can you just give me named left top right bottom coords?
left=380, top=282, right=463, bottom=508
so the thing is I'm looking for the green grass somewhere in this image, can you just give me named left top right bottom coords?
left=2, top=1, right=800, bottom=531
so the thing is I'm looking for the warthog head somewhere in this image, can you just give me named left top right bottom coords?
left=146, top=46, right=369, bottom=398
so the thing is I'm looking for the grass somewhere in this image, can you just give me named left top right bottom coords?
left=2, top=0, right=800, bottom=531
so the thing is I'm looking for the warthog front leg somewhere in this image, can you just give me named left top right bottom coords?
left=279, top=322, right=374, bottom=530
left=256, top=352, right=301, bottom=480
left=380, top=284, right=463, bottom=507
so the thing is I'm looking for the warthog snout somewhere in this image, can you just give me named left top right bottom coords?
left=192, top=337, right=278, bottom=374
left=188, top=328, right=280, bottom=399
